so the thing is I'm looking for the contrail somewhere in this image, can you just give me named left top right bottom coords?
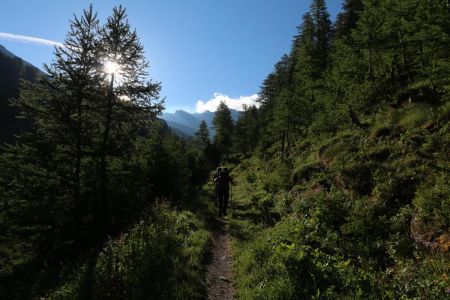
left=0, top=32, right=63, bottom=48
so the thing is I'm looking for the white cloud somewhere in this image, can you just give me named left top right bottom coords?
left=196, top=93, right=259, bottom=113
left=0, top=32, right=63, bottom=48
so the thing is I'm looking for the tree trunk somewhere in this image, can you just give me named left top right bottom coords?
left=99, top=73, right=114, bottom=229
left=399, top=33, right=412, bottom=84
left=74, top=90, right=82, bottom=226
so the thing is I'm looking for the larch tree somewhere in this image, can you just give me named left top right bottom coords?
left=44, top=5, right=102, bottom=223
left=310, top=0, right=332, bottom=74
left=212, top=101, right=234, bottom=160
left=334, top=0, right=364, bottom=41
left=0, top=6, right=164, bottom=297
left=233, top=105, right=259, bottom=155
left=195, top=120, right=210, bottom=151
left=0, top=6, right=104, bottom=297
left=96, top=5, right=163, bottom=228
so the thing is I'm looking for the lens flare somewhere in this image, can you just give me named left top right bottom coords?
left=104, top=60, right=120, bottom=74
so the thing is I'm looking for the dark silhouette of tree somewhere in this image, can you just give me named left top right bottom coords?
left=233, top=105, right=259, bottom=155
left=195, top=120, right=210, bottom=150
left=212, top=101, right=234, bottom=161
left=97, top=5, right=163, bottom=229
left=44, top=5, right=101, bottom=225
left=0, top=5, right=162, bottom=298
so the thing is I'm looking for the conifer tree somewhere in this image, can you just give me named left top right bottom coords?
left=96, top=5, right=162, bottom=226
left=257, top=73, right=277, bottom=150
left=212, top=101, right=234, bottom=160
left=1, top=4, right=104, bottom=246
left=0, top=6, right=103, bottom=297
left=233, top=105, right=259, bottom=155
left=310, top=0, right=332, bottom=74
left=44, top=5, right=102, bottom=226
left=192, top=120, right=214, bottom=181
left=334, top=0, right=364, bottom=40
left=0, top=6, right=163, bottom=297
left=194, top=120, right=210, bottom=150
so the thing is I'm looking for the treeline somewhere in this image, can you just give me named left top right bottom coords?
left=0, top=6, right=212, bottom=299
left=222, top=0, right=450, bottom=298
left=223, top=0, right=450, bottom=155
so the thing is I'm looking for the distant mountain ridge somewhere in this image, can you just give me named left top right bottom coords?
left=161, top=109, right=239, bottom=137
left=0, top=44, right=16, bottom=59
left=0, top=43, right=236, bottom=140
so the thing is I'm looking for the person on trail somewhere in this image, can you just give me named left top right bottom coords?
left=213, top=167, right=222, bottom=208
left=213, top=167, right=234, bottom=217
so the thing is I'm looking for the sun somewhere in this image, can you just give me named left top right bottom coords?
left=104, top=60, right=121, bottom=75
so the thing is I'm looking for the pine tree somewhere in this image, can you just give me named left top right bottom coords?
left=291, top=11, right=327, bottom=137
left=191, top=120, right=213, bottom=183
left=233, top=105, right=259, bottom=155
left=194, top=120, right=210, bottom=150
left=0, top=6, right=163, bottom=297
left=310, top=0, right=332, bottom=74
left=97, top=5, right=163, bottom=227
left=409, top=0, right=450, bottom=101
left=212, top=101, right=234, bottom=160
left=43, top=4, right=102, bottom=226
left=334, top=0, right=364, bottom=40
left=0, top=6, right=103, bottom=297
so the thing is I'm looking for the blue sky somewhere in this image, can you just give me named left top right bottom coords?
left=0, top=0, right=343, bottom=113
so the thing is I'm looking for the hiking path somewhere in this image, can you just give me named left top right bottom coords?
left=206, top=217, right=235, bottom=300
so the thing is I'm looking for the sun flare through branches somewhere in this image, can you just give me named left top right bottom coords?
left=103, top=59, right=121, bottom=75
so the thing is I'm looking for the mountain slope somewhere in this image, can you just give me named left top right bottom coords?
left=0, top=44, right=42, bottom=143
left=0, top=44, right=16, bottom=59
left=161, top=109, right=239, bottom=136
left=165, top=120, right=196, bottom=136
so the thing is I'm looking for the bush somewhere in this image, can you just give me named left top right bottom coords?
left=45, top=207, right=210, bottom=300
left=414, top=174, right=450, bottom=231
left=92, top=209, right=210, bottom=300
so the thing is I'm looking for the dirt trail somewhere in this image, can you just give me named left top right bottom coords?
left=206, top=217, right=235, bottom=300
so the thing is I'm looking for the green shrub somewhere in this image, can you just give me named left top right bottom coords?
left=43, top=207, right=210, bottom=300
left=380, top=254, right=450, bottom=299
left=91, top=209, right=210, bottom=300
left=414, top=174, right=450, bottom=231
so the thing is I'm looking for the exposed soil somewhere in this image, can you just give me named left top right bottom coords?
left=206, top=217, right=235, bottom=300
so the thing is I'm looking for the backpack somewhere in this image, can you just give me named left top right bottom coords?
left=216, top=171, right=229, bottom=192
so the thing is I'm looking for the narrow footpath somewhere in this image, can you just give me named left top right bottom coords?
left=206, top=217, right=235, bottom=300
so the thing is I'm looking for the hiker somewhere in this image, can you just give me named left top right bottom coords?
left=213, top=167, right=222, bottom=207
left=213, top=167, right=234, bottom=217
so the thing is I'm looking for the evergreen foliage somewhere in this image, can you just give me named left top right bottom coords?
left=1, top=0, right=450, bottom=298
left=212, top=101, right=234, bottom=160
left=0, top=6, right=210, bottom=299
left=233, top=105, right=259, bottom=156
left=227, top=0, right=450, bottom=298
left=195, top=120, right=210, bottom=150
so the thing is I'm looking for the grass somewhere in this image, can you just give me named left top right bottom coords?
left=226, top=103, right=450, bottom=299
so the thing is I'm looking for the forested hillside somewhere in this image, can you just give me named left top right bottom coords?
left=0, top=44, right=41, bottom=143
left=224, top=0, right=450, bottom=298
left=0, top=0, right=449, bottom=299
left=161, top=109, right=239, bottom=137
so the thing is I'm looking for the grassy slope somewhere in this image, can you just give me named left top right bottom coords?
left=229, top=102, right=450, bottom=299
